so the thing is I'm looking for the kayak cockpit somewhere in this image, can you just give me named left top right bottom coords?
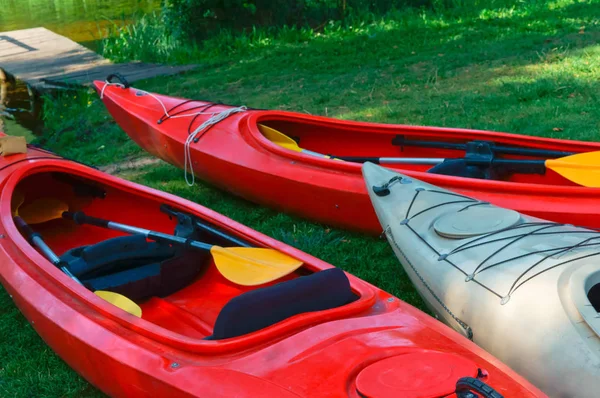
left=254, top=118, right=578, bottom=187
left=570, top=263, right=600, bottom=340
left=9, top=168, right=371, bottom=346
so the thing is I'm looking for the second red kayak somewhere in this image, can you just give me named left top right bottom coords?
left=96, top=78, right=600, bottom=234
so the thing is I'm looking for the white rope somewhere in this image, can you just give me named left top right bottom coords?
left=184, top=106, right=247, bottom=186
left=101, top=81, right=247, bottom=186
left=100, top=82, right=124, bottom=99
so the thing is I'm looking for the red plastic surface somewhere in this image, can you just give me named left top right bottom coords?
left=95, top=81, right=600, bottom=234
left=356, top=352, right=478, bottom=398
left=0, top=140, right=545, bottom=397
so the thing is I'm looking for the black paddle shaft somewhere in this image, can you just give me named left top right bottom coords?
left=14, top=216, right=83, bottom=285
left=392, top=135, right=573, bottom=159
left=328, top=155, right=548, bottom=174
left=63, top=211, right=214, bottom=252
left=480, top=158, right=546, bottom=174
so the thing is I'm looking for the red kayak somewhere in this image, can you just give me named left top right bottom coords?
left=95, top=78, right=600, bottom=234
left=0, top=138, right=544, bottom=397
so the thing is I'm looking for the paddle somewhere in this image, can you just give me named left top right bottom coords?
left=12, top=215, right=142, bottom=317
left=59, top=211, right=303, bottom=286
left=259, top=124, right=339, bottom=159
left=18, top=198, right=72, bottom=224
left=391, top=135, right=574, bottom=159
left=11, top=190, right=25, bottom=216
left=18, top=199, right=302, bottom=285
left=313, top=153, right=600, bottom=187
left=259, top=125, right=600, bottom=187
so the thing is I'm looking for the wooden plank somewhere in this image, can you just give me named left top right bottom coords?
left=39, top=63, right=195, bottom=86
left=42, top=63, right=148, bottom=82
left=108, top=65, right=197, bottom=82
left=42, top=65, right=196, bottom=87
left=0, top=27, right=197, bottom=90
left=3, top=58, right=108, bottom=80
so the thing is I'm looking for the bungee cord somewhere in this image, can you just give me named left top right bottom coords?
left=100, top=80, right=248, bottom=186
left=388, top=184, right=600, bottom=303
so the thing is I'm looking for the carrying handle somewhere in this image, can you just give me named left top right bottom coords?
left=105, top=73, right=130, bottom=88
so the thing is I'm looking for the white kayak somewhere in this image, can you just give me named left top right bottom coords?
left=363, top=162, right=600, bottom=398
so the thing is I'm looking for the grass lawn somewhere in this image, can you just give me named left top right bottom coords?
left=2, top=0, right=600, bottom=396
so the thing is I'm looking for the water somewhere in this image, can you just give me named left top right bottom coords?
left=0, top=0, right=162, bottom=138
left=0, top=0, right=161, bottom=48
left=0, top=76, right=40, bottom=141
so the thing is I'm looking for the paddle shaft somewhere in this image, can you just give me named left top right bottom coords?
left=340, top=156, right=547, bottom=173
left=14, top=216, right=83, bottom=285
left=63, top=211, right=214, bottom=252
left=391, top=137, right=574, bottom=158
left=339, top=157, right=444, bottom=164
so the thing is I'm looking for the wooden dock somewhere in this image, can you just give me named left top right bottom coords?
left=0, top=27, right=196, bottom=90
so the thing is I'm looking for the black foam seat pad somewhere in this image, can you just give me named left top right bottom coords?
left=206, top=268, right=357, bottom=340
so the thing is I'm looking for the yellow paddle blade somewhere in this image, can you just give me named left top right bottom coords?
left=95, top=290, right=142, bottom=317
left=258, top=124, right=303, bottom=152
left=546, top=151, right=600, bottom=187
left=210, top=246, right=303, bottom=286
left=11, top=190, right=25, bottom=216
left=258, top=124, right=343, bottom=161
left=19, top=198, right=69, bottom=224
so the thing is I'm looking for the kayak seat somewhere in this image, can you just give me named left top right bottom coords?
left=588, top=283, right=600, bottom=312
left=60, top=235, right=207, bottom=301
left=62, top=235, right=175, bottom=278
left=205, top=268, right=357, bottom=340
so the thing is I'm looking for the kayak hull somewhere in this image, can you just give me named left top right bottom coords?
left=0, top=144, right=544, bottom=397
left=96, top=81, right=600, bottom=234
left=364, top=162, right=600, bottom=397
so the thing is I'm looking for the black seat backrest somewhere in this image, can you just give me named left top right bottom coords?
left=61, top=235, right=175, bottom=278
left=206, top=268, right=357, bottom=340
left=60, top=235, right=208, bottom=301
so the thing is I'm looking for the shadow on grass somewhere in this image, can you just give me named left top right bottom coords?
left=192, top=0, right=599, bottom=71
left=334, top=44, right=600, bottom=141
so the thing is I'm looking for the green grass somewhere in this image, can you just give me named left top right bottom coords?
left=2, top=0, right=600, bottom=395
left=37, top=89, right=146, bottom=165
left=0, top=296, right=102, bottom=397
left=99, top=13, right=205, bottom=64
